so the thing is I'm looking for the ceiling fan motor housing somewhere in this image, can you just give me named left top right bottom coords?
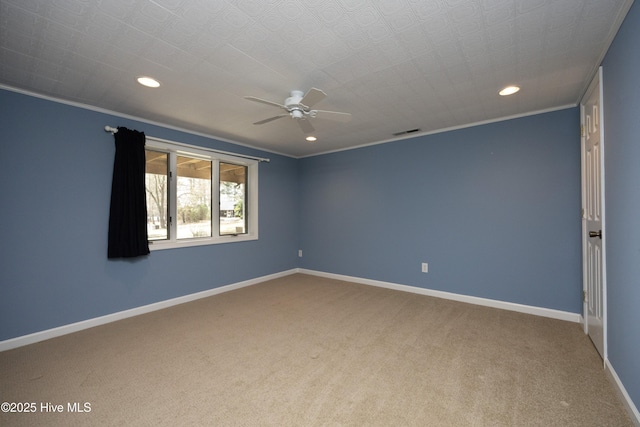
left=286, top=91, right=305, bottom=109
left=285, top=91, right=307, bottom=119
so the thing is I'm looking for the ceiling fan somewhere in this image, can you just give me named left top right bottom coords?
left=244, top=88, right=351, bottom=134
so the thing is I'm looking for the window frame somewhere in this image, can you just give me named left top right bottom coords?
left=145, top=136, right=259, bottom=250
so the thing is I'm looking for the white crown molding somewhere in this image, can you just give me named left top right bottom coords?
left=0, top=84, right=294, bottom=159
left=298, top=104, right=578, bottom=159
left=1, top=84, right=576, bottom=160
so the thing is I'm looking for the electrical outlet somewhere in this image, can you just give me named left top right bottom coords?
left=421, top=262, right=428, bottom=273
left=298, top=250, right=303, bottom=257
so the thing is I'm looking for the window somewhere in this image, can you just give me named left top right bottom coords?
left=177, top=155, right=212, bottom=239
left=145, top=150, right=169, bottom=241
left=144, top=137, right=258, bottom=249
left=220, top=162, right=247, bottom=235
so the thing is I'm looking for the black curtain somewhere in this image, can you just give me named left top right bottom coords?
left=107, top=127, right=150, bottom=258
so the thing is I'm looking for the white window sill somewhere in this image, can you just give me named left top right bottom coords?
left=148, top=233, right=258, bottom=251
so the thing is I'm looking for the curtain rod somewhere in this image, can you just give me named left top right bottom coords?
left=104, top=125, right=270, bottom=163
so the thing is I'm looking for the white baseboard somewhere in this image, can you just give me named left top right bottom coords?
left=0, top=268, right=584, bottom=351
left=0, top=269, right=298, bottom=352
left=300, top=269, right=638, bottom=423
left=298, top=269, right=582, bottom=323
left=606, top=359, right=640, bottom=426
left=3, top=267, right=635, bottom=423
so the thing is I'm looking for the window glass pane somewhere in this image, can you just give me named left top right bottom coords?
left=220, top=162, right=247, bottom=235
left=177, top=155, right=212, bottom=239
left=145, top=150, right=168, bottom=241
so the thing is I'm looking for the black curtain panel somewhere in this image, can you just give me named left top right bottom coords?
left=107, top=127, right=150, bottom=258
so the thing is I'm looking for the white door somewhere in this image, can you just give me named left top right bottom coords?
left=581, top=68, right=606, bottom=360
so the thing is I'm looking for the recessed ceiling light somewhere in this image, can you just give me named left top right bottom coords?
left=306, top=136, right=317, bottom=142
left=137, top=76, right=161, bottom=88
left=499, top=86, right=520, bottom=96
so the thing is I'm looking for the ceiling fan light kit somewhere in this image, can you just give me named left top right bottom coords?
left=245, top=88, right=351, bottom=135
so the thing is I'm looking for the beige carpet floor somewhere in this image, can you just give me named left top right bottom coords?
left=0, top=273, right=633, bottom=426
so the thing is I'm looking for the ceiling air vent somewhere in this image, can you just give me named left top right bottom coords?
left=392, top=128, right=421, bottom=136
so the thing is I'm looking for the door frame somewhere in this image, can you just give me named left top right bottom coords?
left=580, top=66, right=607, bottom=362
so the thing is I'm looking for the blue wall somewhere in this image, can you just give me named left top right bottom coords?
left=2, top=5, right=639, bottom=417
left=0, top=89, right=299, bottom=341
left=3, top=24, right=639, bottom=410
left=602, top=0, right=640, bottom=411
left=1, top=90, right=582, bottom=342
left=299, top=109, right=582, bottom=313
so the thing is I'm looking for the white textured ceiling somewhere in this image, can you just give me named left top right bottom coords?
left=0, top=0, right=634, bottom=157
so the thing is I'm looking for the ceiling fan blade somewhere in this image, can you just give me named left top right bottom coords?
left=253, top=114, right=288, bottom=125
left=297, top=119, right=315, bottom=134
left=300, top=88, right=326, bottom=108
left=312, top=110, right=352, bottom=123
left=244, top=96, right=287, bottom=110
